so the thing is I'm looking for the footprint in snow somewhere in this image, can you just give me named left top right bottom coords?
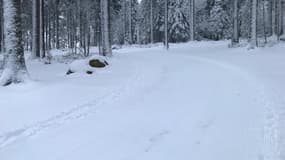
left=145, top=130, right=170, bottom=153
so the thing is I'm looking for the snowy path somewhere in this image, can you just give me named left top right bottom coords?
left=0, top=43, right=283, bottom=160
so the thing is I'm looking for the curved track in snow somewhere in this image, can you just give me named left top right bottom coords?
left=0, top=46, right=276, bottom=160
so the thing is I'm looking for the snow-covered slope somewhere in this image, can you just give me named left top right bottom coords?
left=0, top=42, right=284, bottom=160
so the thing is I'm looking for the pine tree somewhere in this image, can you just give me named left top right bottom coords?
left=207, top=0, right=230, bottom=40
left=119, top=0, right=138, bottom=45
left=139, top=0, right=153, bottom=44
left=239, top=0, right=251, bottom=40
left=168, top=0, right=189, bottom=42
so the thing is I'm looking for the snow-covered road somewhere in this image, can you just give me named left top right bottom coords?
left=0, top=42, right=284, bottom=160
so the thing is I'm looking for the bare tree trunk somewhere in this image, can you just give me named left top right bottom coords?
left=281, top=0, right=285, bottom=38
left=48, top=2, right=52, bottom=50
left=55, top=0, right=60, bottom=49
left=0, top=0, right=4, bottom=53
left=277, top=0, right=283, bottom=40
left=40, top=0, right=45, bottom=58
left=100, top=0, right=112, bottom=57
left=1, top=0, right=28, bottom=86
left=262, top=0, right=267, bottom=44
left=123, top=0, right=127, bottom=44
left=232, top=0, right=239, bottom=46
left=272, top=0, right=277, bottom=37
left=87, top=25, right=90, bottom=56
left=129, top=0, right=132, bottom=44
left=108, top=0, right=112, bottom=49
left=136, top=23, right=140, bottom=44
left=164, top=0, right=169, bottom=50
left=97, top=12, right=102, bottom=54
left=189, top=0, right=195, bottom=41
left=150, top=0, right=154, bottom=44
left=250, top=0, right=258, bottom=48
left=32, top=0, right=40, bottom=58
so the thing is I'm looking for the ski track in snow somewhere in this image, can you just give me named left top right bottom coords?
left=0, top=62, right=143, bottom=151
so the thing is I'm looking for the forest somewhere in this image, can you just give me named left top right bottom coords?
left=0, top=0, right=285, bottom=160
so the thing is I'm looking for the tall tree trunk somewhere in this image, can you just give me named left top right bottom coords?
left=100, top=0, right=112, bottom=56
left=150, top=0, right=154, bottom=44
left=32, top=0, right=40, bottom=58
left=262, top=0, right=267, bottom=44
left=281, top=0, right=285, bottom=38
left=0, top=0, right=4, bottom=53
left=97, top=12, right=102, bottom=54
left=48, top=2, right=52, bottom=50
left=250, top=0, right=258, bottom=48
left=189, top=0, right=195, bottom=41
left=232, top=0, right=239, bottom=46
left=136, top=23, right=140, bottom=44
left=55, top=0, right=60, bottom=49
left=277, top=0, right=283, bottom=40
left=40, top=0, right=45, bottom=58
left=128, top=0, right=132, bottom=44
left=123, top=0, right=127, bottom=44
left=1, top=0, right=28, bottom=86
left=272, top=0, right=277, bottom=37
left=164, top=0, right=169, bottom=50
left=108, top=0, right=112, bottom=49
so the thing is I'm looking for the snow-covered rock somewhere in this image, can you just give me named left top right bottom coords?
left=67, top=55, right=109, bottom=75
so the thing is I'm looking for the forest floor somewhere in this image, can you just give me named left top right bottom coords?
left=0, top=41, right=285, bottom=160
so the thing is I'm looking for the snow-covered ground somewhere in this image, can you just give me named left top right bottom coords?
left=0, top=41, right=284, bottom=160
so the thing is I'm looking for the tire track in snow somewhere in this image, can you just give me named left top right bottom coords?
left=0, top=62, right=143, bottom=151
left=185, top=55, right=279, bottom=160
left=262, top=91, right=285, bottom=160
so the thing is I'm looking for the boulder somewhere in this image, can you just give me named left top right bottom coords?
left=86, top=71, right=93, bottom=74
left=89, top=59, right=108, bottom=68
left=66, top=69, right=74, bottom=75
